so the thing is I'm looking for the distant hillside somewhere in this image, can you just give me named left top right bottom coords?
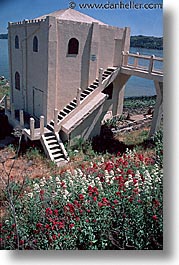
left=0, top=34, right=8, bottom=39
left=130, top=35, right=163, bottom=50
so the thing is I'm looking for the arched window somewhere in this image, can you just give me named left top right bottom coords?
left=68, top=38, right=79, bottom=55
left=102, top=83, right=113, bottom=100
left=15, top=72, right=20, bottom=90
left=33, top=36, right=38, bottom=52
left=15, top=35, right=19, bottom=49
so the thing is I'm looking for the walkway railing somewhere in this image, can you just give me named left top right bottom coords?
left=121, top=51, right=163, bottom=75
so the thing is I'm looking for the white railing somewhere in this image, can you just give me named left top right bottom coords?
left=121, top=51, right=163, bottom=75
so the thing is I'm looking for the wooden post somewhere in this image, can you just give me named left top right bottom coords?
left=148, top=55, right=155, bottom=73
left=134, top=52, right=139, bottom=68
left=30, top=117, right=35, bottom=140
left=77, top=88, right=81, bottom=106
left=40, top=116, right=44, bottom=135
left=54, top=109, right=58, bottom=132
left=20, top=110, right=24, bottom=127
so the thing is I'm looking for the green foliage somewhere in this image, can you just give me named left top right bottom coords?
left=130, top=35, right=163, bottom=50
left=123, top=96, right=156, bottom=109
left=25, top=147, right=43, bottom=161
left=0, top=34, right=8, bottom=39
left=151, top=129, right=163, bottom=166
left=1, top=149, right=163, bottom=250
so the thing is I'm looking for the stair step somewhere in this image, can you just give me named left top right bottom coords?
left=86, top=87, right=94, bottom=92
left=47, top=124, right=54, bottom=131
left=80, top=93, right=87, bottom=99
left=47, top=139, right=58, bottom=145
left=66, top=104, right=75, bottom=111
left=59, top=111, right=67, bottom=117
left=49, top=144, right=60, bottom=150
left=55, top=158, right=66, bottom=163
left=58, top=115, right=64, bottom=120
left=45, top=135, right=56, bottom=140
left=53, top=153, right=64, bottom=159
left=44, top=132, right=54, bottom=137
left=51, top=150, right=63, bottom=155
left=70, top=101, right=77, bottom=107
left=102, top=73, right=109, bottom=77
left=63, top=108, right=71, bottom=114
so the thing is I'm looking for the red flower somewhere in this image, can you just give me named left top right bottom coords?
left=20, top=240, right=24, bottom=245
left=98, top=202, right=103, bottom=208
left=93, top=196, right=97, bottom=202
left=46, top=208, right=53, bottom=215
left=45, top=224, right=50, bottom=229
left=76, top=216, right=80, bottom=222
left=52, top=234, right=57, bottom=240
left=69, top=223, right=75, bottom=229
left=58, top=222, right=64, bottom=229
left=54, top=209, right=58, bottom=216
left=138, top=154, right=144, bottom=162
left=113, top=199, right=118, bottom=204
left=152, top=215, right=158, bottom=221
left=79, top=194, right=84, bottom=200
left=102, top=197, right=109, bottom=205
left=36, top=223, right=43, bottom=229
left=85, top=219, right=89, bottom=223
left=40, top=189, right=45, bottom=195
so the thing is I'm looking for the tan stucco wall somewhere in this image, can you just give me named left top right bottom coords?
left=9, top=15, right=130, bottom=127
left=8, top=19, right=49, bottom=122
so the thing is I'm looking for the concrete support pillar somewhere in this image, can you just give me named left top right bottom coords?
left=77, top=88, right=82, bottom=106
left=40, top=116, right=44, bottom=135
left=20, top=110, right=24, bottom=127
left=149, top=81, right=163, bottom=137
left=11, top=103, right=15, bottom=119
left=54, top=108, right=58, bottom=132
left=88, top=22, right=99, bottom=85
left=148, top=55, right=155, bottom=73
left=30, top=117, right=35, bottom=139
left=113, top=39, right=123, bottom=67
left=122, top=51, right=129, bottom=66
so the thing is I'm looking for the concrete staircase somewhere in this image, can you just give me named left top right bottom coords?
left=47, top=67, right=117, bottom=132
left=42, top=67, right=117, bottom=166
left=40, top=131, right=69, bottom=166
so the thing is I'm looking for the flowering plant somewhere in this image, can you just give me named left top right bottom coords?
left=0, top=149, right=163, bottom=250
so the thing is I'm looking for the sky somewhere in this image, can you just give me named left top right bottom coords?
left=0, top=0, right=163, bottom=36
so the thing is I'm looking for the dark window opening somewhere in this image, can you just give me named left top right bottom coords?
left=15, top=35, right=19, bottom=49
left=68, top=38, right=79, bottom=55
left=15, top=72, right=20, bottom=90
left=33, top=36, right=38, bottom=52
left=102, top=83, right=113, bottom=100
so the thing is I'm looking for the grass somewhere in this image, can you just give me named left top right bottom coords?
left=115, top=127, right=150, bottom=146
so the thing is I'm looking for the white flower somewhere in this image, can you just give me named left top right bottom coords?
left=27, top=192, right=33, bottom=198
left=33, top=183, right=40, bottom=191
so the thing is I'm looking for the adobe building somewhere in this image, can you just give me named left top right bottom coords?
left=8, top=9, right=130, bottom=123
left=4, top=8, right=163, bottom=165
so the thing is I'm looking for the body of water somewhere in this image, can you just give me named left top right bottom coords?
left=0, top=39, right=163, bottom=97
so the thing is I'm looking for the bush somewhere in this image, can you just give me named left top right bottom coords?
left=0, top=149, right=163, bottom=250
